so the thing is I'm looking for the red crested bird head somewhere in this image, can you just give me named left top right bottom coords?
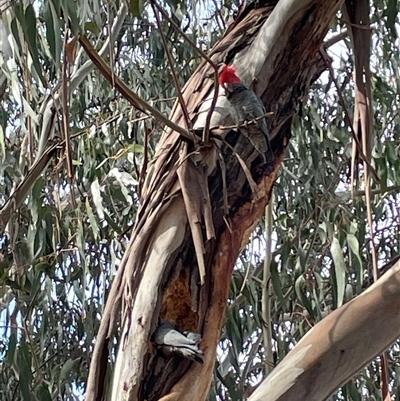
left=219, top=65, right=242, bottom=88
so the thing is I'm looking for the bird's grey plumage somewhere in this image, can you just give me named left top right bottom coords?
left=153, top=322, right=204, bottom=364
left=225, top=82, right=274, bottom=163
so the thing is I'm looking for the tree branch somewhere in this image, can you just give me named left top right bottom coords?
left=70, top=2, right=128, bottom=92
left=249, top=261, right=400, bottom=401
left=78, top=34, right=192, bottom=141
left=0, top=140, right=61, bottom=233
left=152, top=3, right=193, bottom=134
left=151, top=1, right=220, bottom=145
left=262, top=200, right=274, bottom=375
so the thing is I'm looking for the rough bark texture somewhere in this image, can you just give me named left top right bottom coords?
left=85, top=1, right=346, bottom=400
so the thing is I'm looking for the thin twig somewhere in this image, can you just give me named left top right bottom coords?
left=152, top=3, right=192, bottom=134
left=262, top=199, right=274, bottom=376
left=70, top=2, right=128, bottom=92
left=151, top=1, right=220, bottom=145
left=319, top=48, right=380, bottom=184
left=209, top=112, right=274, bottom=131
left=78, top=34, right=192, bottom=140
left=303, top=206, right=322, bottom=265
left=69, top=114, right=151, bottom=140
left=157, top=58, right=195, bottom=96
left=23, top=41, right=33, bottom=165
left=216, top=147, right=229, bottom=215
left=139, top=119, right=149, bottom=199
left=281, top=163, right=302, bottom=183
left=323, top=30, right=348, bottom=48
left=62, top=29, right=76, bottom=209
left=107, top=1, right=115, bottom=88
left=240, top=232, right=253, bottom=294
left=219, top=138, right=258, bottom=195
left=23, top=276, right=44, bottom=380
left=211, top=0, right=226, bottom=31
left=340, top=19, right=372, bottom=30
left=152, top=96, right=177, bottom=102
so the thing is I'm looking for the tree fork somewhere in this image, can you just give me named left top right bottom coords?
left=85, top=1, right=346, bottom=400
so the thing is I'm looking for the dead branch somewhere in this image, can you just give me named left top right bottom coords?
left=151, top=1, right=220, bottom=145
left=78, top=35, right=192, bottom=141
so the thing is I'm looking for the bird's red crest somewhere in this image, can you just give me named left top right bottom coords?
left=219, top=65, right=242, bottom=86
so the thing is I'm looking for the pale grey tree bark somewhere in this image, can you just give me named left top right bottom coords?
left=249, top=261, right=400, bottom=401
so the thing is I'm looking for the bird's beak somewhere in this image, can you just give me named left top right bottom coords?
left=224, top=83, right=233, bottom=93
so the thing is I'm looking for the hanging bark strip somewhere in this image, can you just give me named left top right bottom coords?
left=85, top=1, right=345, bottom=400
left=345, top=0, right=391, bottom=399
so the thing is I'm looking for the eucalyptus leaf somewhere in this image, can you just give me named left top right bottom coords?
left=0, top=1, right=398, bottom=399
left=330, top=237, right=346, bottom=308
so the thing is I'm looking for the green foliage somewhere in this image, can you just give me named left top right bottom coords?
left=0, top=0, right=399, bottom=400
left=212, top=3, right=400, bottom=399
left=0, top=0, right=225, bottom=399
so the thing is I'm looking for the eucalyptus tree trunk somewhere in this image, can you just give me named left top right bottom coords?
left=84, top=0, right=390, bottom=400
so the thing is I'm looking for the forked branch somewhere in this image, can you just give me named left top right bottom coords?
left=151, top=1, right=220, bottom=145
left=78, top=35, right=192, bottom=141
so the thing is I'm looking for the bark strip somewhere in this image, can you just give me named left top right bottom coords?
left=85, top=1, right=346, bottom=400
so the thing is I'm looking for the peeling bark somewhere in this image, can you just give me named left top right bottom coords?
left=85, top=1, right=346, bottom=400
left=249, top=261, right=400, bottom=401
